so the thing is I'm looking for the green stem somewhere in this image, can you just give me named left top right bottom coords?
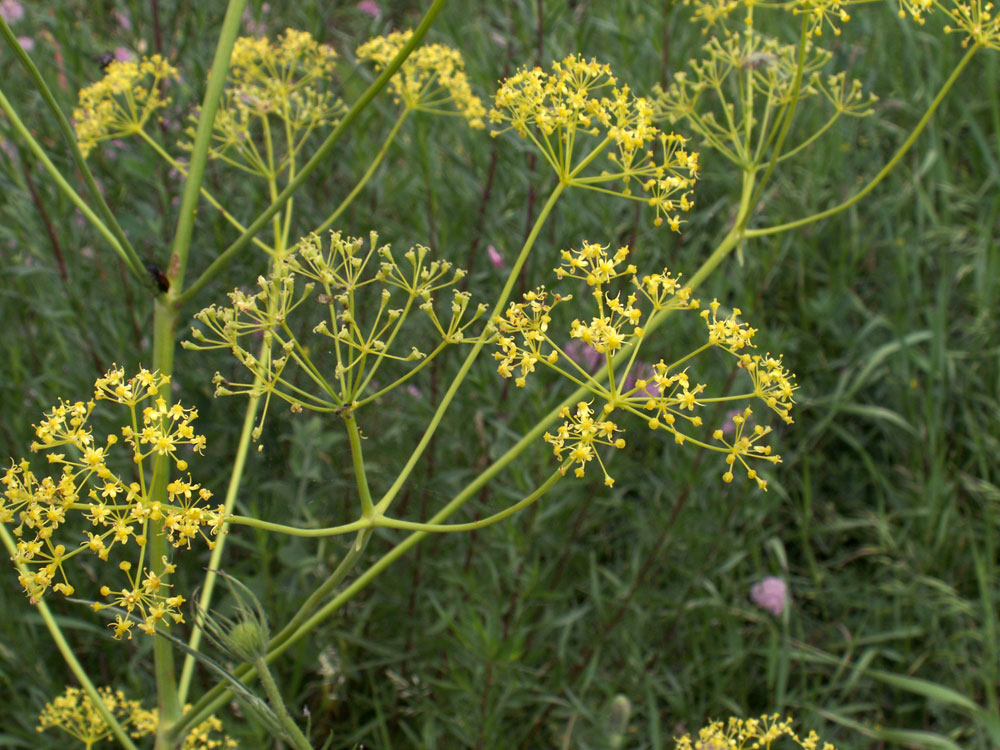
left=345, top=414, right=376, bottom=517
left=0, top=88, right=136, bottom=276
left=313, top=108, right=410, bottom=236
left=227, top=471, right=562, bottom=536
left=226, top=515, right=368, bottom=536
left=176, top=0, right=449, bottom=309
left=745, top=43, right=980, bottom=238
left=171, top=530, right=372, bottom=741
left=374, top=471, right=562, bottom=532
left=135, top=130, right=276, bottom=255
left=373, top=181, right=566, bottom=515
left=176, top=395, right=262, bottom=705
left=176, top=252, right=713, bottom=734
left=150, top=300, right=181, bottom=749
left=0, top=526, right=140, bottom=750
left=254, top=657, right=314, bottom=750
left=0, top=18, right=146, bottom=286
left=166, top=0, right=249, bottom=296
left=742, top=15, right=810, bottom=224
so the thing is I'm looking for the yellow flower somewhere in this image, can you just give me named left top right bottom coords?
left=490, top=55, right=699, bottom=228
left=196, top=28, right=345, bottom=177
left=37, top=686, right=146, bottom=746
left=356, top=30, right=486, bottom=128
left=673, top=713, right=835, bottom=750
left=73, top=55, right=178, bottom=157
left=37, top=686, right=238, bottom=749
left=544, top=401, right=625, bottom=485
left=2, top=367, right=225, bottom=637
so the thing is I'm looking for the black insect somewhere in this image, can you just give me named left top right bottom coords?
left=96, top=51, right=116, bottom=71
left=146, top=263, right=170, bottom=293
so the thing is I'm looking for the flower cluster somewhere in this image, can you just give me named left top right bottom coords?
left=493, top=241, right=796, bottom=489
left=674, top=713, right=834, bottom=750
left=544, top=401, right=625, bottom=486
left=73, top=55, right=179, bottom=157
left=355, top=30, right=487, bottom=128
left=1, top=367, right=226, bottom=639
left=191, top=29, right=345, bottom=177
left=490, top=54, right=699, bottom=229
left=683, top=0, right=860, bottom=37
left=186, top=230, right=486, bottom=432
left=37, top=686, right=146, bottom=747
left=899, top=0, right=1000, bottom=49
left=654, top=32, right=875, bottom=168
left=37, top=685, right=237, bottom=749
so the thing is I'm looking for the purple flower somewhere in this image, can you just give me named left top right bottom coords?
left=487, top=245, right=504, bottom=269
left=114, top=47, right=134, bottom=62
left=406, top=384, right=422, bottom=399
left=357, top=0, right=382, bottom=19
left=563, top=340, right=602, bottom=373
left=721, top=408, right=742, bottom=436
left=751, top=576, right=789, bottom=616
left=0, top=1, right=24, bottom=24
left=623, top=362, right=661, bottom=399
left=112, top=9, right=131, bottom=31
left=16, top=35, right=33, bottom=52
left=241, top=3, right=269, bottom=35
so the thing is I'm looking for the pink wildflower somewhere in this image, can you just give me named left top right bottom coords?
left=487, top=245, right=504, bottom=269
left=0, top=0, right=24, bottom=24
left=406, top=384, right=422, bottom=399
left=357, top=0, right=382, bottom=19
left=114, top=47, right=134, bottom=62
left=751, top=576, right=789, bottom=616
left=16, top=35, right=33, bottom=52
left=563, top=340, right=602, bottom=373
left=623, top=362, right=661, bottom=399
left=112, top=9, right=131, bottom=30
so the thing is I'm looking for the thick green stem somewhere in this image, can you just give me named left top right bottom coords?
left=150, top=300, right=181, bottom=749
left=166, top=0, right=248, bottom=294
left=176, top=0, right=449, bottom=309
left=746, top=43, right=980, bottom=238
left=0, top=17, right=147, bottom=286
left=148, top=5, right=247, bottom=746
left=0, top=525, right=140, bottom=750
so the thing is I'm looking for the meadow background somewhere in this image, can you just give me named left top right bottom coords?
left=1, top=0, right=998, bottom=748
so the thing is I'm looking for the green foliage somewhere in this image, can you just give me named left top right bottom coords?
left=1, top=0, right=998, bottom=749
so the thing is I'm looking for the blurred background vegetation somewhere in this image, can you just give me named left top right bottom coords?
left=1, top=0, right=998, bottom=748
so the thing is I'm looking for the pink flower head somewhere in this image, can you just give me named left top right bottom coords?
left=0, top=0, right=24, bottom=24
left=112, top=9, right=132, bottom=31
left=623, top=362, right=661, bottom=399
left=406, top=384, right=422, bottom=399
left=563, top=340, right=602, bottom=374
left=487, top=245, right=505, bottom=269
left=357, top=0, right=382, bottom=19
left=751, top=576, right=789, bottom=616
left=16, top=35, right=33, bottom=52
left=114, top=47, right=134, bottom=62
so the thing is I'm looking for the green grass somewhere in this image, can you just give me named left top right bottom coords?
left=1, top=0, right=999, bottom=748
